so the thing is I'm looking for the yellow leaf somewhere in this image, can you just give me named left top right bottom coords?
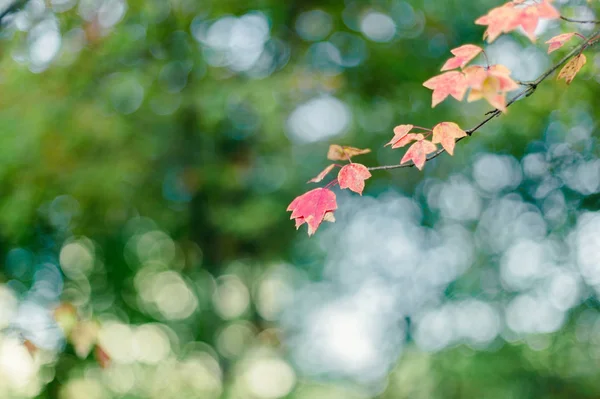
left=431, top=122, right=467, bottom=156
left=327, top=145, right=371, bottom=161
left=558, top=54, right=586, bottom=85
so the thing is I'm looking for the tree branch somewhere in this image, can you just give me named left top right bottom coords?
left=368, top=29, right=600, bottom=172
left=560, top=16, right=600, bottom=24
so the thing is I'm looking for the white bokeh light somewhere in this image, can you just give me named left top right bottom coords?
left=286, top=96, right=351, bottom=143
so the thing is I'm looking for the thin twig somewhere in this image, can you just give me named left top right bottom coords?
left=368, top=29, right=600, bottom=172
left=561, top=16, right=600, bottom=24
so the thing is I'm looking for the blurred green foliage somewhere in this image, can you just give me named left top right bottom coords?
left=0, top=0, right=599, bottom=398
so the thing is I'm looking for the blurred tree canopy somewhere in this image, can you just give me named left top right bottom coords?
left=0, top=0, right=600, bottom=398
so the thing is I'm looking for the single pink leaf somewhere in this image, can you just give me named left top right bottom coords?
left=338, top=163, right=372, bottom=195
left=401, top=140, right=437, bottom=170
left=475, top=3, right=518, bottom=43
left=535, top=0, right=560, bottom=19
left=287, top=188, right=337, bottom=236
left=545, top=32, right=577, bottom=54
left=441, top=44, right=483, bottom=71
left=423, top=71, right=468, bottom=107
left=431, top=122, right=467, bottom=156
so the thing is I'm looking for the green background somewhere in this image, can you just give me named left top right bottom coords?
left=0, top=0, right=600, bottom=398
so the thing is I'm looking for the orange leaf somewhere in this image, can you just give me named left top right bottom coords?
left=287, top=188, right=337, bottom=236
left=441, top=44, right=483, bottom=71
left=546, top=32, right=577, bottom=54
left=557, top=54, right=586, bottom=85
left=327, top=145, right=371, bottom=161
left=308, top=164, right=336, bottom=183
left=338, top=163, right=372, bottom=195
left=423, top=71, right=468, bottom=107
left=401, top=140, right=437, bottom=170
left=431, top=122, right=467, bottom=156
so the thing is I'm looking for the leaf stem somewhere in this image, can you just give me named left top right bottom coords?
left=481, top=49, right=491, bottom=70
left=412, top=125, right=432, bottom=132
left=324, top=178, right=338, bottom=189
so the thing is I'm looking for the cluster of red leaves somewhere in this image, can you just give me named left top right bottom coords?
left=288, top=146, right=372, bottom=236
left=423, top=44, right=519, bottom=111
left=288, top=0, right=593, bottom=237
left=386, top=122, right=467, bottom=169
left=476, top=0, right=560, bottom=42
left=287, top=120, right=469, bottom=235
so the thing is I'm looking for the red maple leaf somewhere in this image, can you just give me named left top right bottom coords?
left=401, top=140, right=437, bottom=170
left=545, top=32, right=577, bottom=54
left=423, top=71, right=468, bottom=107
left=287, top=188, right=337, bottom=236
left=431, top=122, right=467, bottom=155
left=338, top=163, right=372, bottom=195
left=441, top=44, right=483, bottom=71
